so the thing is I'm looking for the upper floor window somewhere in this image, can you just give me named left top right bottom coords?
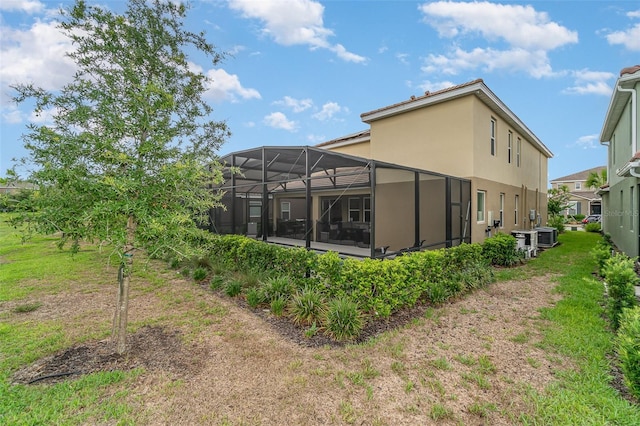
left=490, top=118, right=497, bottom=156
left=507, top=131, right=513, bottom=164
left=516, top=137, right=522, bottom=167
left=575, top=182, right=582, bottom=190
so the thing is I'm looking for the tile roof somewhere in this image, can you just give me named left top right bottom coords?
left=551, top=166, right=606, bottom=182
left=621, top=65, right=640, bottom=76
left=360, top=79, right=484, bottom=118
left=316, top=129, right=370, bottom=148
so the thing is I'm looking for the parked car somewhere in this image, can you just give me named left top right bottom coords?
left=582, top=214, right=601, bottom=224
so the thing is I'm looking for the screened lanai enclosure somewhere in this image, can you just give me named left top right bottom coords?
left=210, top=146, right=471, bottom=258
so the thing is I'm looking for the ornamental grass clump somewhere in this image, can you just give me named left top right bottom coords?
left=289, top=286, right=326, bottom=325
left=324, top=297, right=364, bottom=341
left=602, top=253, right=638, bottom=330
left=616, top=306, right=640, bottom=400
left=261, top=276, right=292, bottom=303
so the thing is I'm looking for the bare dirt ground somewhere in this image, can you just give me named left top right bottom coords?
left=8, top=267, right=579, bottom=425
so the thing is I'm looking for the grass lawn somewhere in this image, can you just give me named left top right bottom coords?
left=1, top=216, right=638, bottom=425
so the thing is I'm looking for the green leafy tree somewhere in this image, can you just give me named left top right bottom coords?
left=12, top=0, right=229, bottom=354
left=547, top=185, right=571, bottom=217
left=586, top=168, right=607, bottom=191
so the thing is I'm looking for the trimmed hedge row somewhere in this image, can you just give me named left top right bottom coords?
left=206, top=234, right=495, bottom=318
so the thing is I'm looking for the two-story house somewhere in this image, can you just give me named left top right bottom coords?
left=213, top=79, right=553, bottom=256
left=549, top=166, right=606, bottom=217
left=599, top=65, right=640, bottom=257
left=320, top=79, right=552, bottom=244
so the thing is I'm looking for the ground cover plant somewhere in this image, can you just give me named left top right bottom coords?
left=2, top=216, right=639, bottom=424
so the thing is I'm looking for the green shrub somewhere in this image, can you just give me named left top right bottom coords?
left=324, top=297, right=364, bottom=341
left=192, top=267, right=208, bottom=282
left=617, top=306, right=640, bottom=400
left=573, top=214, right=586, bottom=222
left=225, top=279, right=243, bottom=297
left=591, top=239, right=613, bottom=276
left=289, top=286, right=326, bottom=325
left=482, top=233, right=523, bottom=267
left=584, top=222, right=601, bottom=233
left=602, top=253, right=638, bottom=330
left=547, top=215, right=565, bottom=233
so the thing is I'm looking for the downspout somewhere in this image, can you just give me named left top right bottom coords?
left=617, top=85, right=638, bottom=176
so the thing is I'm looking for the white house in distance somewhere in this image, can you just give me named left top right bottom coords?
left=549, top=166, right=605, bottom=217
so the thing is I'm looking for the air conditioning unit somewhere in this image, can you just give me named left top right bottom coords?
left=535, top=227, right=558, bottom=248
left=511, top=230, right=538, bottom=258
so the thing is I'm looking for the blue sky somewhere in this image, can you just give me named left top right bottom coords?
left=1, top=1, right=639, bottom=181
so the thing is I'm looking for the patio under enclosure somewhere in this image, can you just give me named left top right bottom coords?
left=210, top=146, right=471, bottom=258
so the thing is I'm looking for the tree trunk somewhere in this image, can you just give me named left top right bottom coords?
left=112, top=215, right=136, bottom=355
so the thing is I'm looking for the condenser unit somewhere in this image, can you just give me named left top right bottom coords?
left=535, top=227, right=558, bottom=248
left=511, top=230, right=538, bottom=258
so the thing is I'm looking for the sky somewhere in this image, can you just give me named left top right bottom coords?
left=1, top=0, right=639, bottom=182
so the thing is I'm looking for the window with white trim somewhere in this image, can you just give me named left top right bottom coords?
left=516, top=137, right=521, bottom=167
left=499, top=193, right=505, bottom=228
left=249, top=200, right=261, bottom=222
left=348, top=197, right=361, bottom=222
left=514, top=194, right=519, bottom=225
left=575, top=182, right=582, bottom=190
left=477, top=190, right=486, bottom=222
left=507, top=131, right=512, bottom=164
left=363, top=197, right=371, bottom=222
left=281, top=201, right=291, bottom=220
left=490, top=118, right=496, bottom=156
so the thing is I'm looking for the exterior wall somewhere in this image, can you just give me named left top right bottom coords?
left=362, top=94, right=548, bottom=244
left=326, top=141, right=371, bottom=158
left=602, top=79, right=640, bottom=257
left=368, top=96, right=475, bottom=177
left=471, top=177, right=545, bottom=243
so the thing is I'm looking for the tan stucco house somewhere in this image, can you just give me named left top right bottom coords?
left=213, top=79, right=552, bottom=256
left=550, top=166, right=605, bottom=217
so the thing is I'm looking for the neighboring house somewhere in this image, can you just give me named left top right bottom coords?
left=213, top=79, right=552, bottom=256
left=599, top=65, right=640, bottom=257
left=549, top=166, right=606, bottom=217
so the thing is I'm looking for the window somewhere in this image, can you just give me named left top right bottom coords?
left=249, top=200, right=261, bottom=222
left=620, top=190, right=624, bottom=227
left=477, top=190, right=486, bottom=222
left=499, top=193, right=505, bottom=228
left=281, top=201, right=290, bottom=220
left=514, top=194, right=519, bottom=225
left=516, top=137, right=521, bottom=167
left=567, top=201, right=578, bottom=216
left=631, top=186, right=635, bottom=231
left=490, top=118, right=496, bottom=156
left=507, top=131, right=512, bottom=164
left=575, top=182, right=582, bottom=190
left=348, top=198, right=361, bottom=222
left=363, top=197, right=371, bottom=222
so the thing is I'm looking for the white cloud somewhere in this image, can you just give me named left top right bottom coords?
left=422, top=46, right=553, bottom=78
left=2, top=107, right=23, bottom=124
left=0, top=0, right=45, bottom=13
left=312, top=102, right=344, bottom=121
left=606, top=23, right=640, bottom=51
left=418, top=1, right=578, bottom=78
left=396, top=53, right=410, bottom=65
left=273, top=96, right=313, bottom=113
left=573, top=134, right=600, bottom=150
left=418, top=80, right=457, bottom=93
left=228, top=0, right=366, bottom=63
left=306, top=133, right=326, bottom=143
left=563, top=69, right=615, bottom=96
left=264, top=112, right=297, bottom=131
left=0, top=20, right=77, bottom=94
left=204, top=68, right=261, bottom=102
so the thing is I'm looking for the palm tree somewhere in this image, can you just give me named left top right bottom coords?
left=586, top=169, right=607, bottom=191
